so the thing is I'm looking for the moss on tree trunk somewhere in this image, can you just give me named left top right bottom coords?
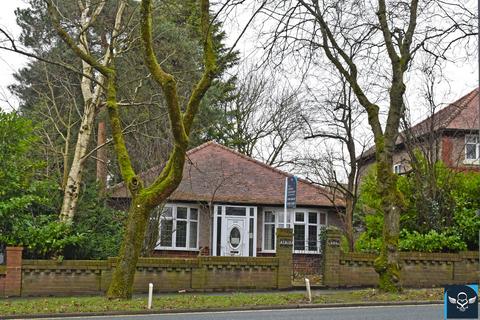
left=373, top=146, right=402, bottom=292
left=107, top=197, right=150, bottom=299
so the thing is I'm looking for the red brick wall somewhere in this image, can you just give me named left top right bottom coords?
left=4, top=247, right=23, bottom=297
left=323, top=228, right=480, bottom=287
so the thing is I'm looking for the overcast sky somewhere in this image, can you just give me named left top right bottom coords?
left=0, top=0, right=28, bottom=109
left=0, top=0, right=478, bottom=125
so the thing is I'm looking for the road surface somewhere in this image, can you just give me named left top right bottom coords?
left=22, top=304, right=444, bottom=320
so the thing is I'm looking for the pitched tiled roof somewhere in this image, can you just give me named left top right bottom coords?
left=109, top=141, right=341, bottom=207
left=360, top=88, right=479, bottom=160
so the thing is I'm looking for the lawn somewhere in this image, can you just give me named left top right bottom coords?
left=0, top=288, right=443, bottom=317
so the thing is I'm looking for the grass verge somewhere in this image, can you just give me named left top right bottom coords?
left=0, top=288, right=443, bottom=317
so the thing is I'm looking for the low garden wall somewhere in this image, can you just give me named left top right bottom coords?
left=20, top=257, right=280, bottom=296
left=1, top=229, right=294, bottom=297
left=324, top=229, right=479, bottom=287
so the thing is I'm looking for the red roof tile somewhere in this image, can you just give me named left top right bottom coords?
left=110, top=141, right=341, bottom=207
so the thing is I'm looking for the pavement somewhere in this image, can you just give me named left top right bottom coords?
left=13, top=304, right=444, bottom=320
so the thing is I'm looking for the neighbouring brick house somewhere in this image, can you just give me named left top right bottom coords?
left=358, top=88, right=480, bottom=179
left=110, top=141, right=343, bottom=272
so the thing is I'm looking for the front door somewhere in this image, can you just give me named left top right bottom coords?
left=222, top=217, right=248, bottom=256
left=213, top=205, right=257, bottom=257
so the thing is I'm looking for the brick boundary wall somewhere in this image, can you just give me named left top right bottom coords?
left=3, top=247, right=23, bottom=297
left=1, top=232, right=293, bottom=297
left=323, top=229, right=480, bottom=287
left=0, top=264, right=5, bottom=296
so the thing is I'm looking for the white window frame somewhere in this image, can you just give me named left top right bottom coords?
left=393, top=163, right=403, bottom=174
left=261, top=207, right=327, bottom=254
left=156, top=203, right=200, bottom=251
left=464, top=134, right=480, bottom=164
left=262, top=210, right=278, bottom=253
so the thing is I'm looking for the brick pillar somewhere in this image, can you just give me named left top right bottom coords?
left=323, top=228, right=341, bottom=287
left=276, top=228, right=293, bottom=289
left=5, top=247, right=23, bottom=297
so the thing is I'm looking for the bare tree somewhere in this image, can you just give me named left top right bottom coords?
left=214, top=67, right=306, bottom=167
left=260, top=0, right=476, bottom=291
left=301, top=75, right=368, bottom=251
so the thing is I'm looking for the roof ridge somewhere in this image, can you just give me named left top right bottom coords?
left=186, top=140, right=216, bottom=155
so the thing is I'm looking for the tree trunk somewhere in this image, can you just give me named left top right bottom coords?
left=344, top=196, right=354, bottom=251
left=107, top=196, right=151, bottom=299
left=59, top=100, right=96, bottom=223
left=96, top=119, right=108, bottom=194
left=373, top=148, right=401, bottom=292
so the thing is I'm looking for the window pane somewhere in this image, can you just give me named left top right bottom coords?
left=226, top=206, right=246, bottom=216
left=189, top=221, right=197, bottom=248
left=176, top=220, right=187, bottom=247
left=466, top=135, right=478, bottom=143
left=162, top=207, right=173, bottom=218
left=466, top=144, right=477, bottom=159
left=308, top=212, right=317, bottom=224
left=277, top=212, right=292, bottom=227
left=294, top=225, right=305, bottom=251
left=190, top=208, right=198, bottom=221
left=394, top=164, right=401, bottom=174
left=216, top=217, right=222, bottom=256
left=295, top=212, right=304, bottom=222
left=160, top=220, right=173, bottom=247
left=265, top=211, right=275, bottom=223
left=249, top=218, right=254, bottom=256
left=264, top=224, right=275, bottom=250
left=250, top=207, right=255, bottom=216
left=320, top=213, right=326, bottom=225
left=177, top=207, right=187, bottom=219
left=308, top=225, right=317, bottom=251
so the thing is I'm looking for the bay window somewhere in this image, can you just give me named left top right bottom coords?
left=158, top=204, right=199, bottom=250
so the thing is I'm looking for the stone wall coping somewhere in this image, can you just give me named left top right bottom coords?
left=22, top=260, right=109, bottom=270
left=23, top=259, right=107, bottom=266
left=21, top=256, right=280, bottom=272
left=340, top=251, right=479, bottom=263
left=341, top=253, right=376, bottom=261
left=325, top=228, right=342, bottom=237
left=399, top=252, right=478, bottom=261
left=199, top=256, right=279, bottom=266
left=106, top=257, right=199, bottom=269
left=276, top=228, right=293, bottom=237
left=6, top=246, right=23, bottom=252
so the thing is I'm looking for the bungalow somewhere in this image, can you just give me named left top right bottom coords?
left=110, top=141, right=343, bottom=265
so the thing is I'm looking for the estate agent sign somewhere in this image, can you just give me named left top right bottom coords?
left=286, top=176, right=297, bottom=208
